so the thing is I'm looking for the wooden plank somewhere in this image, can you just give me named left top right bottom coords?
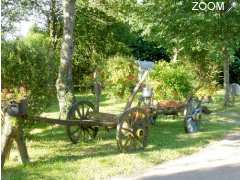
left=23, top=115, right=117, bottom=128
left=90, top=112, right=117, bottom=122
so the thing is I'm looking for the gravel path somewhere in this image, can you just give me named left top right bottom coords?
left=112, top=132, right=240, bottom=180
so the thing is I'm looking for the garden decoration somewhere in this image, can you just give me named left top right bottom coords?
left=230, top=83, right=240, bottom=104
left=1, top=70, right=151, bottom=168
left=66, top=70, right=151, bottom=152
left=184, top=97, right=202, bottom=133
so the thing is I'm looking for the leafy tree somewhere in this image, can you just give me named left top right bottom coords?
left=1, top=0, right=63, bottom=47
left=73, top=3, right=135, bottom=91
left=1, top=33, right=58, bottom=114
left=130, top=38, right=170, bottom=62
left=150, top=62, right=195, bottom=100
left=1, top=0, right=35, bottom=35
left=104, top=55, right=138, bottom=98
left=131, top=0, right=240, bottom=106
left=33, top=0, right=63, bottom=48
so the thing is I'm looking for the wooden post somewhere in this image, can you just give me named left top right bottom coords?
left=223, top=47, right=230, bottom=107
left=94, top=69, right=101, bottom=112
left=124, top=71, right=148, bottom=111
left=1, top=113, right=29, bottom=168
left=1, top=114, right=14, bottom=168
left=15, top=123, right=30, bottom=164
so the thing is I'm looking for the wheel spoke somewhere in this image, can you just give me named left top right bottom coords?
left=86, top=106, right=90, bottom=115
left=81, top=104, right=85, bottom=118
left=72, top=127, right=81, bottom=135
left=76, top=108, right=82, bottom=119
left=86, top=128, right=94, bottom=139
left=121, top=127, right=133, bottom=135
left=135, top=136, right=143, bottom=146
left=123, top=136, right=131, bottom=147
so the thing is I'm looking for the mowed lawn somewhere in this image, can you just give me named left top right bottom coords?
left=3, top=92, right=240, bottom=180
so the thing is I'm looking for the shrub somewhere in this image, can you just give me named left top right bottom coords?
left=1, top=33, right=59, bottom=114
left=104, top=55, right=138, bottom=98
left=150, top=62, right=194, bottom=100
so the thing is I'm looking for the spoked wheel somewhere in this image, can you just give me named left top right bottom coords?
left=117, top=107, right=149, bottom=152
left=66, top=100, right=98, bottom=144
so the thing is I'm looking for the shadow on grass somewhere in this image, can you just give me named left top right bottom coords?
left=4, top=96, right=240, bottom=180
left=26, top=116, right=237, bottom=159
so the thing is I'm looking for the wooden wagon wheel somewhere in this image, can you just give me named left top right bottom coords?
left=66, top=100, right=98, bottom=144
left=117, top=107, right=149, bottom=152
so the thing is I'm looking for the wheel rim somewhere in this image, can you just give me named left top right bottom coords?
left=117, top=107, right=149, bottom=152
left=66, top=101, right=97, bottom=143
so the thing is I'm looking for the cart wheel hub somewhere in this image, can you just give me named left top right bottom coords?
left=136, top=129, right=144, bottom=138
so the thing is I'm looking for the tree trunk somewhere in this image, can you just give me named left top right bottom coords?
left=223, top=47, right=230, bottom=107
left=56, top=0, right=75, bottom=118
left=49, top=0, right=57, bottom=48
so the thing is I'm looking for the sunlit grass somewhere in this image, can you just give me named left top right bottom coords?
left=3, top=92, right=240, bottom=180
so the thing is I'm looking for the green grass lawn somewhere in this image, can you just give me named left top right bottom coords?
left=3, top=92, right=240, bottom=180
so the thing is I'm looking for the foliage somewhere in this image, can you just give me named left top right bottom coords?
left=133, top=1, right=240, bottom=60
left=72, top=4, right=135, bottom=91
left=1, top=0, right=63, bottom=42
left=103, top=55, right=138, bottom=98
left=150, top=62, right=194, bottom=100
left=230, top=49, right=240, bottom=84
left=216, top=48, right=240, bottom=85
left=187, top=50, right=220, bottom=97
left=130, top=0, right=240, bottom=106
left=130, top=38, right=170, bottom=62
left=1, top=0, right=33, bottom=35
left=1, top=33, right=59, bottom=114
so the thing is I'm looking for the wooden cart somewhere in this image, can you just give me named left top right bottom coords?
left=65, top=100, right=149, bottom=152
left=2, top=71, right=150, bottom=153
left=64, top=72, right=150, bottom=152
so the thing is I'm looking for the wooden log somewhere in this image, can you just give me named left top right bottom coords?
left=89, top=112, right=117, bottom=122
left=15, top=124, right=29, bottom=164
left=1, top=114, right=14, bottom=168
left=25, top=114, right=117, bottom=128
left=1, top=113, right=29, bottom=168
left=25, top=116, right=82, bottom=126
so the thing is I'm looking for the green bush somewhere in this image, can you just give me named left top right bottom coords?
left=104, top=55, right=138, bottom=98
left=1, top=33, right=59, bottom=114
left=150, top=62, right=194, bottom=100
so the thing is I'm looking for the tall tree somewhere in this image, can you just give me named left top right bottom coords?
left=131, top=0, right=240, bottom=106
left=56, top=0, right=76, bottom=117
left=1, top=0, right=35, bottom=36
